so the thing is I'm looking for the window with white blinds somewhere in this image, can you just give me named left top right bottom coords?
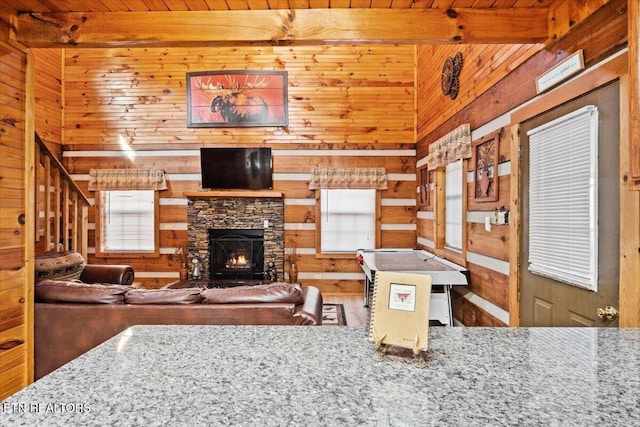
left=99, top=190, right=157, bottom=253
left=320, top=189, right=376, bottom=253
left=527, top=105, right=599, bottom=290
left=445, top=159, right=463, bottom=252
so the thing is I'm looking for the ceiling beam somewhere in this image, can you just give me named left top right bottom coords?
left=16, top=8, right=549, bottom=47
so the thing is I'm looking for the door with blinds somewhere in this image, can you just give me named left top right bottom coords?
left=519, top=81, right=620, bottom=326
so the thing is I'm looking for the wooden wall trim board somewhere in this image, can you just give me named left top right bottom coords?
left=510, top=49, right=628, bottom=124
left=508, top=124, right=522, bottom=327
left=629, top=0, right=640, bottom=188
left=183, top=190, right=283, bottom=199
left=619, top=74, right=640, bottom=327
left=24, top=48, right=35, bottom=385
left=16, top=9, right=549, bottom=48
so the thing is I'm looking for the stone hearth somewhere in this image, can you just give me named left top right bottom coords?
left=185, top=191, right=285, bottom=281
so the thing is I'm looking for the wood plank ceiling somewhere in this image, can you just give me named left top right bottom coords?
left=4, top=0, right=557, bottom=13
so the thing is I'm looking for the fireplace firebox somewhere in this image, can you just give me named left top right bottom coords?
left=209, top=229, right=264, bottom=281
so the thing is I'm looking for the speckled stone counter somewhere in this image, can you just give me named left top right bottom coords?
left=2, top=326, right=639, bottom=426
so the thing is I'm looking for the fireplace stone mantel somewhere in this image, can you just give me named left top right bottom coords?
left=184, top=190, right=283, bottom=199
left=185, top=192, right=285, bottom=281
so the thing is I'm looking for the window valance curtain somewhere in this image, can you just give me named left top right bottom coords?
left=308, top=167, right=388, bottom=190
left=88, top=169, right=168, bottom=191
left=426, top=123, right=472, bottom=170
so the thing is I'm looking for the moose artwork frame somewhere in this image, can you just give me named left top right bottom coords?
left=186, top=70, right=288, bottom=128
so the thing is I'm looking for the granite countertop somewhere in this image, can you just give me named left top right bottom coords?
left=2, top=326, right=639, bottom=426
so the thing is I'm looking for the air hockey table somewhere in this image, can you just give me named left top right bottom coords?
left=356, top=249, right=469, bottom=326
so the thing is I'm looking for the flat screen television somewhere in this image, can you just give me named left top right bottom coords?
left=200, top=147, right=273, bottom=190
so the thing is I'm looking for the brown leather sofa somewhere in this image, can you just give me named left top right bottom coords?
left=34, top=280, right=323, bottom=380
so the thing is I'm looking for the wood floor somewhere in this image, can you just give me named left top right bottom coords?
left=323, top=293, right=370, bottom=326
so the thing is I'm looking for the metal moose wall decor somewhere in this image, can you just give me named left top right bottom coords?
left=473, top=128, right=501, bottom=202
left=186, top=70, right=288, bottom=128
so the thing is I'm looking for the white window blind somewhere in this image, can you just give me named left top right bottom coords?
left=445, top=159, right=463, bottom=252
left=527, top=105, right=598, bottom=290
left=100, top=190, right=156, bottom=252
left=320, top=189, right=376, bottom=253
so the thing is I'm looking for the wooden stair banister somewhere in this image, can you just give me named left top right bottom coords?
left=34, top=133, right=91, bottom=259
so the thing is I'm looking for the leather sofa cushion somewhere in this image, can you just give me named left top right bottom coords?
left=125, top=288, right=202, bottom=305
left=35, top=280, right=130, bottom=304
left=201, top=282, right=304, bottom=305
left=35, top=251, right=86, bottom=283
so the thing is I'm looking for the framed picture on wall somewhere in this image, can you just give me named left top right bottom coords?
left=186, top=70, right=288, bottom=128
left=473, top=129, right=501, bottom=202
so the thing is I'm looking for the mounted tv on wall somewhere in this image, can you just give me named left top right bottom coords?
left=200, top=147, right=273, bottom=190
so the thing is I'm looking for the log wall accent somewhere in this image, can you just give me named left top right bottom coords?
left=60, top=45, right=417, bottom=293
left=0, top=42, right=30, bottom=400
left=16, top=9, right=549, bottom=47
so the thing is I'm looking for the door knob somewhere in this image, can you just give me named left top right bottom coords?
left=596, top=306, right=619, bottom=321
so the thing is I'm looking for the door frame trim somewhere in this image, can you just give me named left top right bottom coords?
left=508, top=50, right=629, bottom=327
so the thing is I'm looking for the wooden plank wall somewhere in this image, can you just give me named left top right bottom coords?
left=416, top=43, right=541, bottom=143
left=0, top=42, right=30, bottom=400
left=415, top=44, right=532, bottom=327
left=32, top=49, right=63, bottom=157
left=415, top=0, right=630, bottom=327
left=59, top=45, right=417, bottom=293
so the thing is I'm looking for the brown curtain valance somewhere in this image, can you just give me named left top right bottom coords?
left=88, top=169, right=168, bottom=191
left=308, top=168, right=388, bottom=190
left=426, top=123, right=472, bottom=170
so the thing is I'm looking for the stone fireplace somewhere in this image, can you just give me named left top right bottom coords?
left=185, top=191, right=285, bottom=282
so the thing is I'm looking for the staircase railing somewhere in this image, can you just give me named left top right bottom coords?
left=34, top=133, right=90, bottom=259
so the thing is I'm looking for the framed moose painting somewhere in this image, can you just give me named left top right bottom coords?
left=186, top=70, right=288, bottom=128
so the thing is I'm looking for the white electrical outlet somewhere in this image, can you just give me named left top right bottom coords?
left=263, top=219, right=269, bottom=228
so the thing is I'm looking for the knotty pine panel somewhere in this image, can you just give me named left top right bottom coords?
left=285, top=230, right=315, bottom=250
left=63, top=45, right=415, bottom=146
left=452, top=290, right=507, bottom=327
left=32, top=49, right=63, bottom=152
left=380, top=230, right=415, bottom=248
left=296, top=255, right=363, bottom=273
left=416, top=43, right=540, bottom=143
left=380, top=205, right=416, bottom=224
left=416, top=217, right=434, bottom=241
left=467, top=222, right=509, bottom=262
left=305, top=279, right=362, bottom=295
left=466, top=175, right=511, bottom=212
left=284, top=204, right=315, bottom=224
left=466, top=261, right=509, bottom=312
left=86, top=229, right=187, bottom=252
left=0, top=43, right=28, bottom=400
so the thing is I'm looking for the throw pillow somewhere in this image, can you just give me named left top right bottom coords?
left=35, top=251, right=86, bottom=283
